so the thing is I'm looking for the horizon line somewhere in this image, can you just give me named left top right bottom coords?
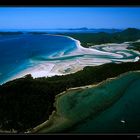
left=0, top=27, right=139, bottom=30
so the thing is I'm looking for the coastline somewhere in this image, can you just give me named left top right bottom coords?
left=30, top=70, right=140, bottom=133
left=1, top=34, right=140, bottom=85
left=1, top=59, right=140, bottom=133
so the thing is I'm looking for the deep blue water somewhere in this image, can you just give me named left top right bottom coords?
left=0, top=34, right=77, bottom=84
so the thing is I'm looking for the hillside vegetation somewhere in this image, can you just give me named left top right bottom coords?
left=60, top=28, right=140, bottom=47
left=0, top=61, right=140, bottom=132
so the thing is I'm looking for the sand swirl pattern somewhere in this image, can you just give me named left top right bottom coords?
left=0, top=34, right=140, bottom=84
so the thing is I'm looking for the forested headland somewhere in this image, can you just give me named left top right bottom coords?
left=0, top=61, right=140, bottom=132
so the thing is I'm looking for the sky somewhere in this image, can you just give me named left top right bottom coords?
left=0, top=7, right=140, bottom=30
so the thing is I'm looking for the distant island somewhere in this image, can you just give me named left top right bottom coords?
left=0, top=27, right=122, bottom=34
left=68, top=27, right=122, bottom=33
left=0, top=31, right=23, bottom=35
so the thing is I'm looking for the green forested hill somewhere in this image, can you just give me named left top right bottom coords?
left=0, top=61, right=140, bottom=132
left=60, top=28, right=140, bottom=47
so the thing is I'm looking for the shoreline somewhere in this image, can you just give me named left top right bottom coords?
left=29, top=70, right=140, bottom=133
left=1, top=34, right=140, bottom=85
left=1, top=60, right=140, bottom=133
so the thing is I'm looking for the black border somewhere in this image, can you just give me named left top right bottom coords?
left=0, top=0, right=140, bottom=138
left=0, top=0, right=140, bottom=6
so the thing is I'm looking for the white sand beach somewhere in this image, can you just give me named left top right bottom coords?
left=8, top=36, right=140, bottom=82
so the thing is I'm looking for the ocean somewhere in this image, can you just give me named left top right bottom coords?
left=0, top=34, right=77, bottom=84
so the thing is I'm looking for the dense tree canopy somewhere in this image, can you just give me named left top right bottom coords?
left=0, top=61, right=140, bottom=132
left=60, top=28, right=140, bottom=47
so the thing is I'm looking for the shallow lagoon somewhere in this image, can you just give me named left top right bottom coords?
left=36, top=71, right=140, bottom=133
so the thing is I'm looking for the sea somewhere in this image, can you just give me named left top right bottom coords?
left=0, top=33, right=77, bottom=84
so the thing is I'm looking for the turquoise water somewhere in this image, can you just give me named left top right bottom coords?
left=36, top=71, right=140, bottom=133
left=0, top=34, right=77, bottom=84
left=69, top=76, right=140, bottom=133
